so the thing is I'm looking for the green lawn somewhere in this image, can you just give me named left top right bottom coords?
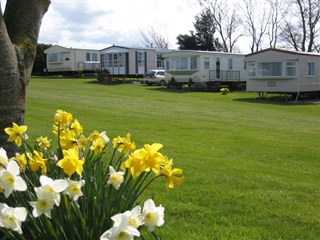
left=25, top=77, right=320, bottom=239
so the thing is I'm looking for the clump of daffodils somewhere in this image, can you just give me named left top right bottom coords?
left=0, top=110, right=184, bottom=239
left=220, top=87, right=230, bottom=95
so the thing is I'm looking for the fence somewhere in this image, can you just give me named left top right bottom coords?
left=209, top=70, right=240, bottom=81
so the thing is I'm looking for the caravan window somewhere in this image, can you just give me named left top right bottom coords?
left=166, top=60, right=171, bottom=70
left=108, top=54, right=113, bottom=67
left=118, top=53, right=124, bottom=67
left=86, top=52, right=98, bottom=62
left=258, top=62, right=282, bottom=76
left=92, top=53, right=98, bottom=61
left=113, top=54, right=118, bottom=67
left=190, top=57, right=197, bottom=69
left=285, top=61, right=296, bottom=76
left=171, top=58, right=188, bottom=70
left=248, top=62, right=256, bottom=76
left=204, top=57, right=210, bottom=69
left=48, top=53, right=64, bottom=63
left=228, top=58, right=233, bottom=70
left=307, top=62, right=315, bottom=76
left=86, top=53, right=91, bottom=61
left=137, top=52, right=145, bottom=67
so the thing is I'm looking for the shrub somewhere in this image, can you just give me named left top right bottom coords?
left=97, top=69, right=111, bottom=83
left=167, top=77, right=176, bottom=88
left=193, top=82, right=208, bottom=92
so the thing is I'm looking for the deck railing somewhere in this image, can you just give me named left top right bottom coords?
left=209, top=70, right=240, bottom=81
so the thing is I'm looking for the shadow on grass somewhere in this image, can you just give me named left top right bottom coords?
left=84, top=80, right=139, bottom=86
left=143, top=86, right=193, bottom=94
left=233, top=97, right=319, bottom=106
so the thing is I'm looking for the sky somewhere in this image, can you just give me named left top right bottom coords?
left=1, top=0, right=202, bottom=50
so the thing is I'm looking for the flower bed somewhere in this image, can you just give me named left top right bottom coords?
left=0, top=110, right=183, bottom=239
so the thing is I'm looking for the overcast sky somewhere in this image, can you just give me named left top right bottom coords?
left=1, top=0, right=202, bottom=50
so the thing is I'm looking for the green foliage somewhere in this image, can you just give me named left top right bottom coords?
left=167, top=77, right=176, bottom=88
left=193, top=82, right=208, bottom=92
left=31, top=43, right=52, bottom=76
left=96, top=69, right=111, bottom=83
left=176, top=32, right=198, bottom=50
left=177, top=9, right=223, bottom=51
left=25, top=77, right=320, bottom=240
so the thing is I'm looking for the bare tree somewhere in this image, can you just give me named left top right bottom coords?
left=282, top=0, right=320, bottom=52
left=197, top=0, right=243, bottom=52
left=141, top=27, right=169, bottom=48
left=266, top=0, right=287, bottom=48
left=0, top=0, right=50, bottom=155
left=241, top=0, right=271, bottom=53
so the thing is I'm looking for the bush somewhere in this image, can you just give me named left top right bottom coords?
left=167, top=77, right=176, bottom=88
left=193, top=82, right=208, bottom=92
left=97, top=69, right=111, bottom=83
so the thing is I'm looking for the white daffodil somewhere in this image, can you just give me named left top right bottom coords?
left=64, top=179, right=85, bottom=201
left=100, top=213, right=140, bottom=240
left=0, top=203, right=27, bottom=234
left=0, top=148, right=8, bottom=169
left=0, top=160, right=27, bottom=198
left=107, top=166, right=124, bottom=190
left=112, top=206, right=143, bottom=229
left=100, top=131, right=110, bottom=144
left=29, top=192, right=55, bottom=218
left=142, top=199, right=164, bottom=232
left=35, top=175, right=68, bottom=206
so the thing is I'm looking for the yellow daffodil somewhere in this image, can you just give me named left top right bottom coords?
left=60, top=129, right=77, bottom=149
left=122, top=149, right=147, bottom=178
left=160, top=159, right=184, bottom=189
left=71, top=119, right=83, bottom=135
left=78, top=134, right=88, bottom=150
left=4, top=123, right=28, bottom=147
left=88, top=130, right=100, bottom=141
left=112, top=133, right=136, bottom=156
left=37, top=136, right=51, bottom=149
left=89, top=130, right=109, bottom=143
left=141, top=143, right=165, bottom=174
left=54, top=110, right=73, bottom=128
left=14, top=153, right=27, bottom=171
left=57, top=147, right=85, bottom=177
left=90, top=137, right=106, bottom=153
left=27, top=150, right=48, bottom=174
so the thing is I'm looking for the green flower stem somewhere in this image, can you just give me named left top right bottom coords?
left=151, top=231, right=161, bottom=240
left=131, top=175, right=162, bottom=205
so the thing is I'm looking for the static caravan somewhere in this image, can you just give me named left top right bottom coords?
left=162, top=50, right=247, bottom=85
left=246, top=48, right=320, bottom=96
left=44, top=45, right=100, bottom=74
left=100, top=45, right=168, bottom=76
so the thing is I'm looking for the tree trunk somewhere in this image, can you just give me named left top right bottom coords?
left=0, top=0, right=50, bottom=156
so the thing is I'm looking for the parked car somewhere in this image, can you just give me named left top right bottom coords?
left=143, top=69, right=166, bottom=86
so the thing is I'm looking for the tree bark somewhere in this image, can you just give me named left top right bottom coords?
left=0, top=0, right=50, bottom=156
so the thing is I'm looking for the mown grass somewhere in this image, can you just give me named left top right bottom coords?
left=25, top=77, right=320, bottom=239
